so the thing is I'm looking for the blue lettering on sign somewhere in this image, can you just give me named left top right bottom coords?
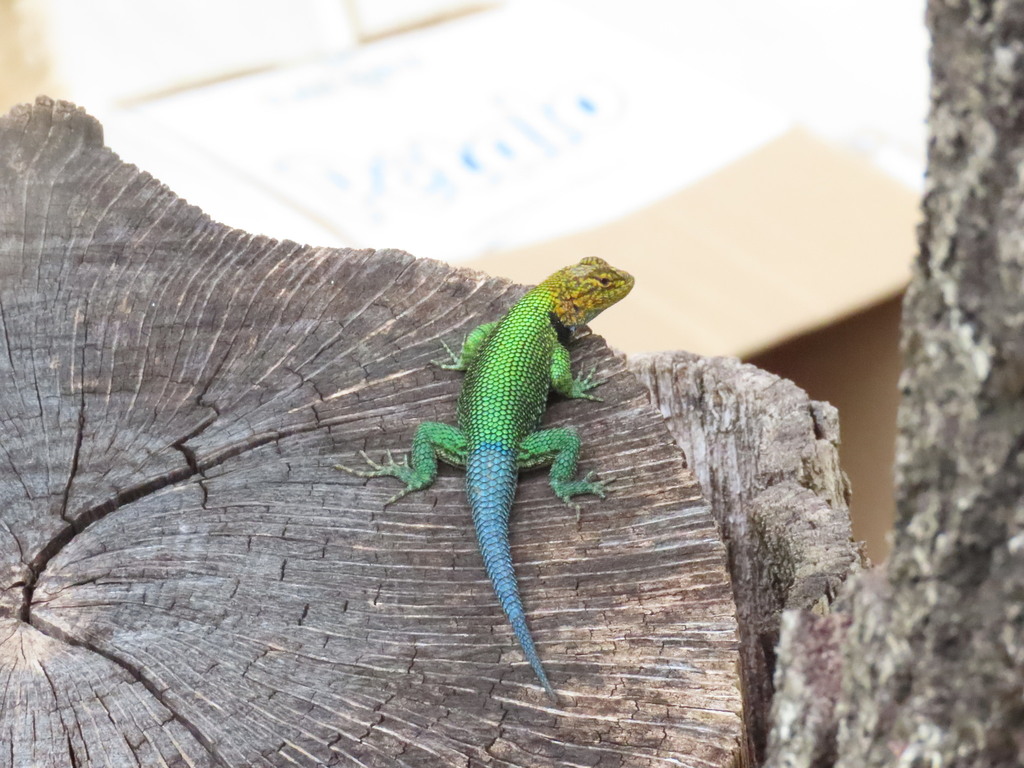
left=461, top=149, right=480, bottom=172
left=327, top=170, right=349, bottom=189
left=292, top=84, right=615, bottom=218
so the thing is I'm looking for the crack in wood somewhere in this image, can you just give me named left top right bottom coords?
left=32, top=611, right=231, bottom=768
left=58, top=302, right=88, bottom=527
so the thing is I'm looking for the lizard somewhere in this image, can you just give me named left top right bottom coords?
left=336, top=257, right=634, bottom=700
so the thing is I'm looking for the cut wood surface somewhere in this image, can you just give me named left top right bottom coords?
left=628, top=353, right=862, bottom=767
left=0, top=98, right=743, bottom=767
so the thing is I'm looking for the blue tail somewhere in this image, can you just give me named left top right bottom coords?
left=466, top=443, right=557, bottom=700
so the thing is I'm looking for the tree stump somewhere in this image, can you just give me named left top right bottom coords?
left=0, top=98, right=751, bottom=767
left=628, top=353, right=863, bottom=766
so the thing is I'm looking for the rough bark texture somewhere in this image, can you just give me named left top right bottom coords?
left=628, top=353, right=863, bottom=767
left=765, top=608, right=851, bottom=768
left=838, top=1, right=1024, bottom=764
left=766, top=2, right=1024, bottom=766
left=0, top=97, right=745, bottom=767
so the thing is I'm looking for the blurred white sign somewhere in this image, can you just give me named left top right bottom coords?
left=44, top=0, right=355, bottom=105
left=120, top=1, right=790, bottom=259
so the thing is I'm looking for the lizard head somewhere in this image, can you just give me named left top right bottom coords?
left=543, top=257, right=635, bottom=328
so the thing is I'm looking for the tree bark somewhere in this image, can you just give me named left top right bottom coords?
left=765, top=2, right=1024, bottom=766
left=0, top=97, right=749, bottom=767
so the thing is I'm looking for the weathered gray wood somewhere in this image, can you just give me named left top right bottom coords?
left=628, top=353, right=863, bottom=766
left=764, top=2, right=1024, bottom=766
left=1, top=618, right=212, bottom=766
left=0, top=98, right=742, bottom=767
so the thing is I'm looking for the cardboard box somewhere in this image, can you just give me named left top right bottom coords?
left=469, top=129, right=919, bottom=561
left=468, top=128, right=916, bottom=357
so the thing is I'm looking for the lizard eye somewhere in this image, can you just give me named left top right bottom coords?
left=596, top=276, right=612, bottom=287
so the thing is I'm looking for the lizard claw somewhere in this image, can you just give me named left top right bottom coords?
left=584, top=470, right=618, bottom=499
left=360, top=449, right=383, bottom=471
left=337, top=450, right=423, bottom=505
left=384, top=487, right=413, bottom=507
left=552, top=470, right=614, bottom=506
left=432, top=338, right=464, bottom=370
left=336, top=449, right=409, bottom=478
left=571, top=366, right=606, bottom=401
left=335, top=453, right=375, bottom=477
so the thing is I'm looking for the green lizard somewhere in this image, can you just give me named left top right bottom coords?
left=337, top=257, right=634, bottom=700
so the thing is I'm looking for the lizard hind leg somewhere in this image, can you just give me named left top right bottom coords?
left=335, top=421, right=468, bottom=505
left=517, top=426, right=610, bottom=505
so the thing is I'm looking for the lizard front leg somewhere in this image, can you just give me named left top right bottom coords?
left=336, top=421, right=468, bottom=505
left=517, top=427, right=609, bottom=510
left=549, top=344, right=604, bottom=401
left=433, top=321, right=499, bottom=371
